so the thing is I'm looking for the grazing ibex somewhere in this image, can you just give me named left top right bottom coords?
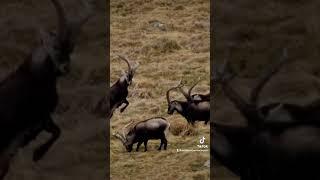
left=113, top=117, right=170, bottom=152
left=109, top=55, right=139, bottom=118
left=212, top=49, right=320, bottom=179
left=167, top=81, right=210, bottom=125
left=0, top=0, right=91, bottom=178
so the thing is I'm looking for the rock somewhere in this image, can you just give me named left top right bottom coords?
left=204, top=160, right=210, bottom=168
left=149, top=20, right=167, bottom=31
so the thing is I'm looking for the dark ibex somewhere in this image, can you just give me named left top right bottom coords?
left=0, top=0, right=91, bottom=178
left=113, top=117, right=170, bottom=152
left=167, top=81, right=210, bottom=125
left=212, top=49, right=320, bottom=179
left=109, top=55, right=139, bottom=118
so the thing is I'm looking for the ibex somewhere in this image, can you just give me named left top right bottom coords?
left=0, top=0, right=91, bottom=178
left=167, top=81, right=210, bottom=125
left=109, top=55, right=139, bottom=118
left=113, top=117, right=170, bottom=152
left=212, top=49, right=320, bottom=179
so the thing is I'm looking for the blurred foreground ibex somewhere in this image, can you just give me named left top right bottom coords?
left=0, top=0, right=92, bottom=178
left=212, top=49, right=320, bottom=180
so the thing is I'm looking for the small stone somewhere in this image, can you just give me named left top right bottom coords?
left=204, top=160, right=210, bottom=168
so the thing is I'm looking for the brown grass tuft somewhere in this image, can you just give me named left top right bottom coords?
left=170, top=121, right=198, bottom=136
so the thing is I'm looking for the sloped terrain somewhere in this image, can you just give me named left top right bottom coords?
left=110, top=0, right=210, bottom=179
left=0, top=0, right=107, bottom=179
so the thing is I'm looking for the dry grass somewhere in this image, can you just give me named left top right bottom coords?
left=214, top=0, right=320, bottom=179
left=110, top=0, right=210, bottom=179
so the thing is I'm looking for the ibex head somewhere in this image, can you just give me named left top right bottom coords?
left=34, top=0, right=92, bottom=76
left=112, top=120, right=135, bottom=152
left=166, top=81, right=184, bottom=114
left=117, top=55, right=139, bottom=85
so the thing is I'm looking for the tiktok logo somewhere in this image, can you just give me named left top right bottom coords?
left=197, top=136, right=208, bottom=148
left=199, top=137, right=205, bottom=144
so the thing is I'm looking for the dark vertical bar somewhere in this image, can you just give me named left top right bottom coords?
left=210, top=0, right=214, bottom=179
left=105, top=0, right=110, bottom=179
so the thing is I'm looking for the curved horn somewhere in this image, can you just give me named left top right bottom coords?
left=179, top=87, right=190, bottom=101
left=118, top=55, right=132, bottom=73
left=122, top=120, right=134, bottom=138
left=188, top=78, right=202, bottom=98
left=249, top=48, right=290, bottom=106
left=51, top=0, right=68, bottom=39
left=177, top=80, right=190, bottom=100
left=112, top=132, right=126, bottom=144
left=167, top=80, right=184, bottom=104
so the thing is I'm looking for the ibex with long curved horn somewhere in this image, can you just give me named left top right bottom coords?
left=113, top=117, right=170, bottom=152
left=0, top=0, right=92, bottom=178
left=108, top=55, right=139, bottom=118
left=212, top=49, right=320, bottom=179
left=167, top=81, right=210, bottom=125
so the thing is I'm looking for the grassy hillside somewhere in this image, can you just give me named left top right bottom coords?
left=213, top=0, right=320, bottom=179
left=0, top=0, right=107, bottom=179
left=110, top=0, right=210, bottom=179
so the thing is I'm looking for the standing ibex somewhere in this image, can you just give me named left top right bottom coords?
left=108, top=55, right=139, bottom=118
left=212, top=49, right=320, bottom=179
left=167, top=81, right=210, bottom=125
left=113, top=117, right=170, bottom=152
left=0, top=0, right=91, bottom=178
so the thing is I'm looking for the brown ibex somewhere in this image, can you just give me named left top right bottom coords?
left=113, top=117, right=170, bottom=152
left=212, top=49, right=320, bottom=180
left=0, top=0, right=92, bottom=178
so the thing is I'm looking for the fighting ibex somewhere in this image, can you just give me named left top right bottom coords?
left=0, top=0, right=91, bottom=178
left=212, top=49, right=320, bottom=179
left=109, top=55, right=139, bottom=118
left=113, top=117, right=170, bottom=152
left=167, top=81, right=210, bottom=125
